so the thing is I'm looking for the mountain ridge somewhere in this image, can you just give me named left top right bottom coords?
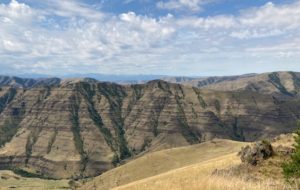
left=0, top=71, right=299, bottom=179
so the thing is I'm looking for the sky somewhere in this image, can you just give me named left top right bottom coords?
left=0, top=0, right=299, bottom=76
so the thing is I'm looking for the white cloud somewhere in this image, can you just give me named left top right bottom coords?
left=41, top=0, right=104, bottom=20
left=0, top=0, right=300, bottom=75
left=230, top=29, right=284, bottom=39
left=239, top=2, right=300, bottom=29
left=0, top=0, right=34, bottom=21
left=2, top=39, right=25, bottom=52
left=157, top=0, right=212, bottom=12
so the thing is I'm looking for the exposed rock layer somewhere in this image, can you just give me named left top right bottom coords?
left=0, top=74, right=299, bottom=179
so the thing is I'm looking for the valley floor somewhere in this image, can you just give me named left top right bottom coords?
left=0, top=170, right=69, bottom=190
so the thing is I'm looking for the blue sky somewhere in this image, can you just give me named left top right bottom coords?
left=0, top=0, right=299, bottom=76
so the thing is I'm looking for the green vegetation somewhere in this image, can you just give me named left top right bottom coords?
left=268, top=72, right=293, bottom=96
left=140, top=138, right=152, bottom=152
left=37, top=87, right=52, bottom=103
left=282, top=121, right=300, bottom=180
left=132, top=85, right=144, bottom=100
left=11, top=168, right=45, bottom=179
left=192, top=87, right=207, bottom=109
left=47, top=128, right=58, bottom=154
left=157, top=80, right=172, bottom=94
left=214, top=99, right=221, bottom=113
left=149, top=97, right=168, bottom=137
left=69, top=93, right=88, bottom=176
left=77, top=83, right=117, bottom=152
left=150, top=113, right=159, bottom=137
left=69, top=94, right=84, bottom=155
left=126, top=85, right=144, bottom=117
left=97, top=83, right=131, bottom=160
left=0, top=170, right=70, bottom=190
left=0, top=118, right=21, bottom=147
left=175, top=95, right=200, bottom=144
left=289, top=72, right=300, bottom=90
left=0, top=88, right=17, bottom=114
left=43, top=86, right=52, bottom=99
left=25, top=128, right=42, bottom=164
left=191, top=106, right=197, bottom=119
left=177, top=85, right=185, bottom=98
left=112, top=154, right=120, bottom=167
left=0, top=96, right=26, bottom=147
left=232, top=117, right=245, bottom=141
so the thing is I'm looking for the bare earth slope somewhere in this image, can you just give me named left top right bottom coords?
left=0, top=76, right=299, bottom=179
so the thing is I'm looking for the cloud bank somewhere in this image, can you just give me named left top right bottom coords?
left=0, top=0, right=299, bottom=75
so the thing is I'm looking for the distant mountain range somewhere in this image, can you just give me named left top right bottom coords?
left=1, top=71, right=300, bottom=97
left=0, top=73, right=168, bottom=85
left=0, top=71, right=300, bottom=179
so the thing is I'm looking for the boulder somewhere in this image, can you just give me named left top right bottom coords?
left=239, top=140, right=273, bottom=165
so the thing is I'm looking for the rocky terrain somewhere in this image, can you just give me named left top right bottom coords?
left=0, top=72, right=299, bottom=180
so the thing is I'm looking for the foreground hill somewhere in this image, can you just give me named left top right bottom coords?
left=0, top=77, right=299, bottom=179
left=79, top=139, right=247, bottom=190
left=84, top=135, right=293, bottom=190
left=0, top=135, right=293, bottom=190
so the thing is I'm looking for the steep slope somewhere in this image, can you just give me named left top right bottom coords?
left=79, top=139, right=246, bottom=190
left=0, top=76, right=61, bottom=88
left=162, top=73, right=257, bottom=88
left=0, top=80, right=299, bottom=179
left=113, top=153, right=245, bottom=190
left=202, top=72, right=300, bottom=96
left=164, top=71, right=300, bottom=97
left=110, top=135, right=294, bottom=190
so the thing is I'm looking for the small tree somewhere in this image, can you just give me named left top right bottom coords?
left=283, top=121, right=300, bottom=180
left=111, top=154, right=120, bottom=167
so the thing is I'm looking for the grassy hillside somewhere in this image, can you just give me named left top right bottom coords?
left=0, top=170, right=69, bottom=190
left=113, top=152, right=290, bottom=190
left=82, top=134, right=296, bottom=190
left=0, top=135, right=294, bottom=190
left=80, top=139, right=247, bottom=190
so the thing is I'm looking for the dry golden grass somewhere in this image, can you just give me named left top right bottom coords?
left=80, top=139, right=247, bottom=190
left=0, top=170, right=70, bottom=190
left=113, top=153, right=292, bottom=190
left=1, top=136, right=292, bottom=190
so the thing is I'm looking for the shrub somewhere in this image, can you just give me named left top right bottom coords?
left=112, top=154, right=120, bottom=166
left=282, top=121, right=300, bottom=180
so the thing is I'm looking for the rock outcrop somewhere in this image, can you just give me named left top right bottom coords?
left=239, top=141, right=273, bottom=165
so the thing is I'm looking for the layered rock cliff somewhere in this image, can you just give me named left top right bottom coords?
left=0, top=79, right=299, bottom=179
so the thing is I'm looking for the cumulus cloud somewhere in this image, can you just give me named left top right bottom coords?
left=0, top=0, right=299, bottom=75
left=0, top=0, right=35, bottom=22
